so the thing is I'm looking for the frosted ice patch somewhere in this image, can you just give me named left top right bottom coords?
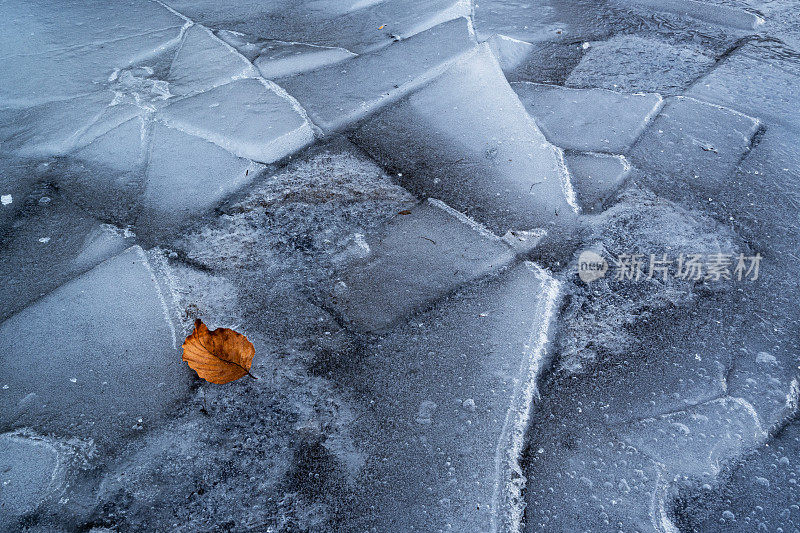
left=168, top=24, right=256, bottom=96
left=254, top=41, right=356, bottom=79
left=157, top=78, right=313, bottom=162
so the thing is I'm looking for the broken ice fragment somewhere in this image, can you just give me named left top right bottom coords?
left=323, top=199, right=515, bottom=334
left=157, top=78, right=313, bottom=163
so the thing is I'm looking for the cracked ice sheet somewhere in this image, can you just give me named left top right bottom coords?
left=321, top=199, right=516, bottom=334
left=141, top=123, right=265, bottom=231
left=167, top=24, right=257, bottom=96
left=157, top=78, right=313, bottom=163
left=324, top=262, right=560, bottom=531
left=160, top=0, right=470, bottom=54
left=0, top=190, right=132, bottom=321
left=633, top=118, right=800, bottom=432
left=0, top=247, right=190, bottom=445
left=351, top=44, right=579, bottom=239
left=1, top=26, right=185, bottom=106
left=563, top=152, right=630, bottom=212
left=0, top=91, right=138, bottom=159
left=0, top=0, right=184, bottom=58
left=278, top=17, right=475, bottom=133
left=512, top=82, right=663, bottom=153
left=473, top=0, right=634, bottom=43
left=566, top=34, right=715, bottom=95
left=675, top=418, right=800, bottom=531
left=612, top=0, right=764, bottom=30
left=686, top=40, right=800, bottom=130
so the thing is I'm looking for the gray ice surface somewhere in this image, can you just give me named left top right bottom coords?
left=351, top=44, right=579, bottom=238
left=0, top=247, right=190, bottom=444
left=513, top=82, right=663, bottom=153
left=279, top=17, right=476, bottom=132
left=1, top=0, right=799, bottom=531
left=322, top=199, right=515, bottom=334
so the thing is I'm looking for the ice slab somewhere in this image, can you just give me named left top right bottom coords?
left=564, top=152, right=630, bottom=212
left=143, top=123, right=264, bottom=226
left=524, top=424, right=662, bottom=532
left=488, top=34, right=538, bottom=73
left=157, top=78, right=313, bottom=163
left=330, top=262, right=560, bottom=531
left=58, top=116, right=149, bottom=225
left=167, top=24, right=256, bottom=96
left=687, top=41, right=800, bottom=130
left=728, top=351, right=799, bottom=433
left=279, top=17, right=475, bottom=132
left=254, top=41, right=356, bottom=79
left=0, top=432, right=64, bottom=527
left=0, top=247, right=190, bottom=444
left=351, top=44, right=579, bottom=237
left=730, top=125, right=800, bottom=261
left=322, top=199, right=515, bottom=334
left=629, top=96, right=761, bottom=206
left=675, top=419, right=800, bottom=532
left=161, top=0, right=470, bottom=54
left=0, top=193, right=132, bottom=321
left=615, top=0, right=764, bottom=30
left=566, top=34, right=715, bottom=95
left=615, top=397, right=766, bottom=479
left=512, top=83, right=662, bottom=153
left=1, top=26, right=183, bottom=106
left=0, top=0, right=184, bottom=56
left=474, top=0, right=626, bottom=43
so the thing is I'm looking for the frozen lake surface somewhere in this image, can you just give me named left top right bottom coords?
left=1, top=0, right=799, bottom=531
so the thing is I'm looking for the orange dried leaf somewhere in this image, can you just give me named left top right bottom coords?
left=182, top=319, right=256, bottom=384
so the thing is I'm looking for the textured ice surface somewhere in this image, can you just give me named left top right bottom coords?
left=676, top=420, right=800, bottom=532
left=474, top=0, right=627, bottom=43
left=687, top=40, right=800, bottom=129
left=563, top=152, right=630, bottom=211
left=143, top=123, right=264, bottom=226
left=566, top=34, right=716, bottom=94
left=0, top=192, right=132, bottom=321
left=616, top=0, right=764, bottom=30
left=352, top=44, right=579, bottom=238
left=167, top=24, right=256, bottom=96
left=326, top=262, right=560, bottom=531
left=512, top=82, right=663, bottom=153
left=254, top=41, right=356, bottom=79
left=161, top=0, right=470, bottom=54
left=0, top=431, right=70, bottom=529
left=0, top=247, right=190, bottom=444
left=157, top=78, right=313, bottom=162
left=630, top=96, right=761, bottom=207
left=279, top=17, right=475, bottom=132
left=323, top=199, right=515, bottom=334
